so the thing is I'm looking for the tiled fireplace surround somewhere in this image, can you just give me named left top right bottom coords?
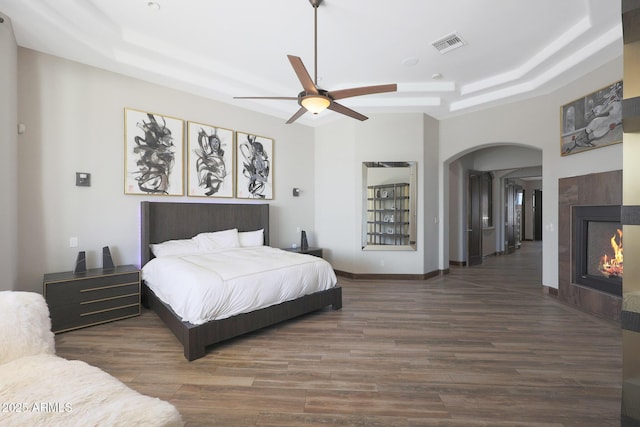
left=558, top=170, right=622, bottom=322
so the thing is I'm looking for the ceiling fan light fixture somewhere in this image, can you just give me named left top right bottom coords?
left=301, top=95, right=331, bottom=114
left=233, top=0, right=396, bottom=123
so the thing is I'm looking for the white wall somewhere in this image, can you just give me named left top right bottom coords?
left=422, top=114, right=440, bottom=273
left=447, top=159, right=466, bottom=263
left=315, top=113, right=438, bottom=275
left=0, top=14, right=18, bottom=291
left=472, top=146, right=542, bottom=171
left=440, top=58, right=623, bottom=288
left=16, top=48, right=315, bottom=292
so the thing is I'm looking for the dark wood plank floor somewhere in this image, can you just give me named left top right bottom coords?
left=55, top=242, right=622, bottom=426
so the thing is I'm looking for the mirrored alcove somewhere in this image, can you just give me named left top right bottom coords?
left=362, top=161, right=417, bottom=251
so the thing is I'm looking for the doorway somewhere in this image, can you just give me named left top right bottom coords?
left=505, top=180, right=523, bottom=253
left=467, top=171, right=483, bottom=266
left=533, top=189, right=542, bottom=241
left=446, top=145, right=542, bottom=269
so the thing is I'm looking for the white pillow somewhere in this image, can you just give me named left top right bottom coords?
left=239, top=229, right=264, bottom=247
left=193, top=228, right=240, bottom=252
left=150, top=238, right=200, bottom=258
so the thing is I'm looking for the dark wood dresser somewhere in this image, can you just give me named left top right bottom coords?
left=43, top=265, right=140, bottom=333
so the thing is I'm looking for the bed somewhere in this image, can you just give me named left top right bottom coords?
left=140, top=201, right=342, bottom=361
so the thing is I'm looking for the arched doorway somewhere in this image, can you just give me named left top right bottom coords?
left=445, top=144, right=542, bottom=267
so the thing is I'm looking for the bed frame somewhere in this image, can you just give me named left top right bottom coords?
left=140, top=201, right=342, bottom=361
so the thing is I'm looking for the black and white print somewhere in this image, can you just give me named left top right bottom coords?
left=187, top=121, right=234, bottom=197
left=124, top=108, right=184, bottom=195
left=236, top=132, right=273, bottom=199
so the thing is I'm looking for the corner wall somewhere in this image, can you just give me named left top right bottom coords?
left=0, top=14, right=18, bottom=291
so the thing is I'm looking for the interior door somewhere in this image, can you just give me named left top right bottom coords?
left=505, top=181, right=523, bottom=252
left=505, top=181, right=516, bottom=253
left=521, top=190, right=526, bottom=242
left=467, top=171, right=483, bottom=266
left=534, top=189, right=543, bottom=241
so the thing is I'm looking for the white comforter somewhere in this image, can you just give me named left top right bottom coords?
left=142, top=246, right=337, bottom=325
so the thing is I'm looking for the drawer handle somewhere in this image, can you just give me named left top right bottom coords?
left=80, top=282, right=139, bottom=292
left=80, top=293, right=139, bottom=305
left=80, top=303, right=139, bottom=317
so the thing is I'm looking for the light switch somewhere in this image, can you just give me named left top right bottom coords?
left=76, top=172, right=91, bottom=187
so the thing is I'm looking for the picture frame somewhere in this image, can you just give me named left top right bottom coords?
left=560, top=81, right=623, bottom=156
left=236, top=132, right=273, bottom=199
left=124, top=108, right=184, bottom=195
left=187, top=121, right=234, bottom=198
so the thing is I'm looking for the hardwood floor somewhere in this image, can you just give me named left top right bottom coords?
left=55, top=242, right=622, bottom=426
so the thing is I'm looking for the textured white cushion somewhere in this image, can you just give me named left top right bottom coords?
left=0, top=353, right=183, bottom=426
left=150, top=238, right=200, bottom=258
left=239, top=229, right=264, bottom=247
left=0, top=291, right=55, bottom=365
left=0, top=292, right=182, bottom=426
left=193, top=228, right=240, bottom=252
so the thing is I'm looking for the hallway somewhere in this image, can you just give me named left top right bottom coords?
left=453, top=240, right=544, bottom=297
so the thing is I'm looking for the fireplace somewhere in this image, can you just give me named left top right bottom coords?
left=558, top=170, right=622, bottom=322
left=573, top=205, right=622, bottom=296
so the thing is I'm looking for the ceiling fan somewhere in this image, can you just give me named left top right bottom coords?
left=233, top=0, right=397, bottom=124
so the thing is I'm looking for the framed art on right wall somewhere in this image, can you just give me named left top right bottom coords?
left=560, top=81, right=623, bottom=156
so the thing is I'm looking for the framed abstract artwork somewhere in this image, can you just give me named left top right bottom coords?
left=560, top=81, right=623, bottom=156
left=236, top=132, right=273, bottom=199
left=187, top=121, right=234, bottom=197
left=124, top=108, right=184, bottom=195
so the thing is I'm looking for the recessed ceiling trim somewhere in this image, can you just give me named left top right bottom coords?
left=344, top=97, right=441, bottom=107
left=450, top=25, right=622, bottom=112
left=398, top=82, right=455, bottom=92
left=119, top=29, right=293, bottom=96
left=461, top=16, right=592, bottom=95
left=17, top=0, right=118, bottom=56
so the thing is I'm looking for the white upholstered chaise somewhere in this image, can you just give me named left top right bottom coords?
left=0, top=291, right=182, bottom=427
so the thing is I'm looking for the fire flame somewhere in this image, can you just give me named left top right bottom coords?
left=599, top=228, right=623, bottom=278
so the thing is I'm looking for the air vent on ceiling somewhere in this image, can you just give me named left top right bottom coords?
left=431, top=32, right=466, bottom=54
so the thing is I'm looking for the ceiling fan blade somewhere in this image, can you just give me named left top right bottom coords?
left=287, top=55, right=318, bottom=95
left=328, top=102, right=368, bottom=121
left=328, top=84, right=397, bottom=101
left=233, top=96, right=297, bottom=100
left=286, top=107, right=308, bottom=124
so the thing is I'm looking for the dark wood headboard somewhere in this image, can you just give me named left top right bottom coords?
left=140, top=202, right=270, bottom=266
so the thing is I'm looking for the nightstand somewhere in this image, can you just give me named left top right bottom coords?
left=282, top=247, right=323, bottom=258
left=43, top=265, right=140, bottom=333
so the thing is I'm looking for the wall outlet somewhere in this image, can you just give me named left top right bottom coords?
left=379, top=259, right=385, bottom=266
left=69, top=237, right=78, bottom=248
left=296, top=226, right=301, bottom=233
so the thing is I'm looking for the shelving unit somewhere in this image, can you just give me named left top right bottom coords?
left=366, top=183, right=411, bottom=247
